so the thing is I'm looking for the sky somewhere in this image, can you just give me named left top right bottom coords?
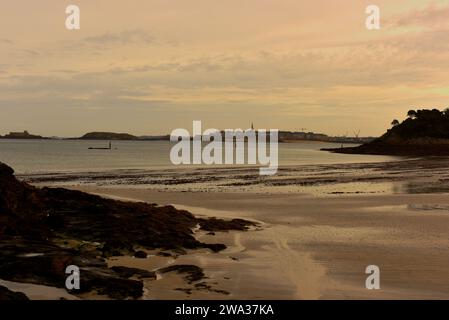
left=1, top=0, right=449, bottom=137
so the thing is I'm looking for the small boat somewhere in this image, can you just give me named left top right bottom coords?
left=88, top=141, right=112, bottom=150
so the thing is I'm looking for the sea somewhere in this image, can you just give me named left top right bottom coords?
left=0, top=139, right=397, bottom=174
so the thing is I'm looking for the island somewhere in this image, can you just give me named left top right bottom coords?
left=2, top=131, right=46, bottom=139
left=79, top=132, right=138, bottom=140
left=77, top=132, right=171, bottom=141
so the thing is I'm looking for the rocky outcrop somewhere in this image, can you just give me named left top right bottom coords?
left=322, top=138, right=449, bottom=156
left=0, top=162, right=255, bottom=299
left=323, top=109, right=449, bottom=156
left=0, top=286, right=28, bottom=300
left=159, top=265, right=205, bottom=284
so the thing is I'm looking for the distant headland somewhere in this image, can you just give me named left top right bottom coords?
left=323, top=109, right=449, bottom=156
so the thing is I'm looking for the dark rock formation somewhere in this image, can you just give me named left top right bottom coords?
left=110, top=266, right=156, bottom=280
left=0, top=286, right=29, bottom=300
left=159, top=265, right=205, bottom=283
left=133, top=250, right=148, bottom=259
left=198, top=218, right=256, bottom=232
left=0, top=162, right=255, bottom=299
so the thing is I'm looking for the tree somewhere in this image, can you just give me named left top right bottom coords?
left=407, top=110, right=417, bottom=119
left=444, top=108, right=449, bottom=117
left=391, top=119, right=400, bottom=126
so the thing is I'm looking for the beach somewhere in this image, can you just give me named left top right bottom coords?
left=59, top=187, right=449, bottom=300
left=14, top=154, right=446, bottom=300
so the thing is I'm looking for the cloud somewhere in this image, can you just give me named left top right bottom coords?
left=0, top=39, right=14, bottom=45
left=388, top=3, right=449, bottom=28
left=2, top=1, right=449, bottom=136
left=23, top=49, right=40, bottom=56
left=81, top=29, right=154, bottom=46
left=1, top=43, right=445, bottom=103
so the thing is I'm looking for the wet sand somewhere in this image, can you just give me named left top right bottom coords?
left=70, top=186, right=449, bottom=300
left=21, top=157, right=449, bottom=195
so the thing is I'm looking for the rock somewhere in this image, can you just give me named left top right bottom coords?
left=134, top=250, right=147, bottom=259
left=0, top=162, right=14, bottom=176
left=202, top=243, right=226, bottom=253
left=157, top=251, right=172, bottom=257
left=0, top=286, right=29, bottom=300
left=198, top=218, right=256, bottom=232
left=110, top=266, right=156, bottom=280
left=79, top=267, right=143, bottom=300
left=102, top=240, right=134, bottom=258
left=0, top=161, right=256, bottom=299
left=159, top=265, right=205, bottom=283
left=194, top=282, right=230, bottom=295
left=175, top=288, right=192, bottom=295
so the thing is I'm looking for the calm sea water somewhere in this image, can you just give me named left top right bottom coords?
left=0, top=139, right=398, bottom=174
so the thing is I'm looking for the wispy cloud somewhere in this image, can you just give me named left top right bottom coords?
left=388, top=3, right=449, bottom=28
left=2, top=0, right=449, bottom=136
left=23, top=49, right=40, bottom=56
left=0, top=39, right=14, bottom=45
left=82, top=29, right=155, bottom=46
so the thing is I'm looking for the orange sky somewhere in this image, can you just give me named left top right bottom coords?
left=1, top=0, right=449, bottom=136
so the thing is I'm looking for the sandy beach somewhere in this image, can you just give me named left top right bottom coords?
left=7, top=155, right=449, bottom=299
left=64, top=184, right=449, bottom=300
